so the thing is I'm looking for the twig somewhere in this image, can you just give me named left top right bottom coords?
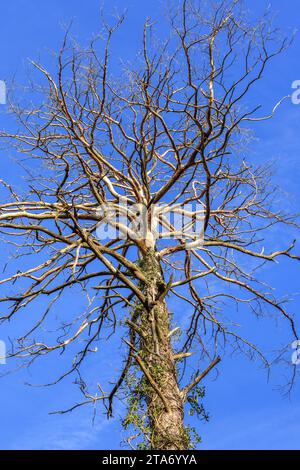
left=182, top=356, right=221, bottom=399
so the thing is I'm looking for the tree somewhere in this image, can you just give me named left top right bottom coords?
left=0, top=0, right=299, bottom=450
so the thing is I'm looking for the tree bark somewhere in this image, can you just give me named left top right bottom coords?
left=138, top=250, right=188, bottom=450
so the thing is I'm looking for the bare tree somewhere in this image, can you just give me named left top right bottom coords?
left=0, top=0, right=299, bottom=450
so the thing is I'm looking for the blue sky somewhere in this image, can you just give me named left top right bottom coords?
left=0, top=0, right=300, bottom=450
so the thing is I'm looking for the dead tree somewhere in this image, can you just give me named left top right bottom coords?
left=0, top=0, right=299, bottom=450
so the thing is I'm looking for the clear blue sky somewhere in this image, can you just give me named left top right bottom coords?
left=0, top=0, right=300, bottom=450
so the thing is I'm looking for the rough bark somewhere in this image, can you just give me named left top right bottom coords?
left=138, top=250, right=188, bottom=450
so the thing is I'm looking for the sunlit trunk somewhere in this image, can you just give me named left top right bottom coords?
left=139, top=250, right=188, bottom=450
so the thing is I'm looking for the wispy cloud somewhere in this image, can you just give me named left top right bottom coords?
left=10, top=406, right=122, bottom=450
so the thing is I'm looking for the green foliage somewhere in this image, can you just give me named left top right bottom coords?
left=184, top=425, right=203, bottom=448
left=122, top=371, right=151, bottom=449
left=122, top=253, right=208, bottom=450
left=122, top=369, right=209, bottom=449
left=186, top=385, right=209, bottom=421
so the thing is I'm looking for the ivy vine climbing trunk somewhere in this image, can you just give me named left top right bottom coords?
left=138, top=250, right=188, bottom=450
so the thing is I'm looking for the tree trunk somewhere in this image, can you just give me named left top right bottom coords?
left=138, top=250, right=188, bottom=450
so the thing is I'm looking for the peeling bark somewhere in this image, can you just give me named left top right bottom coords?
left=139, top=250, right=188, bottom=450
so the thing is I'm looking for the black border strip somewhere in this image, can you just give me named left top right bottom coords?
left=0, top=450, right=299, bottom=465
